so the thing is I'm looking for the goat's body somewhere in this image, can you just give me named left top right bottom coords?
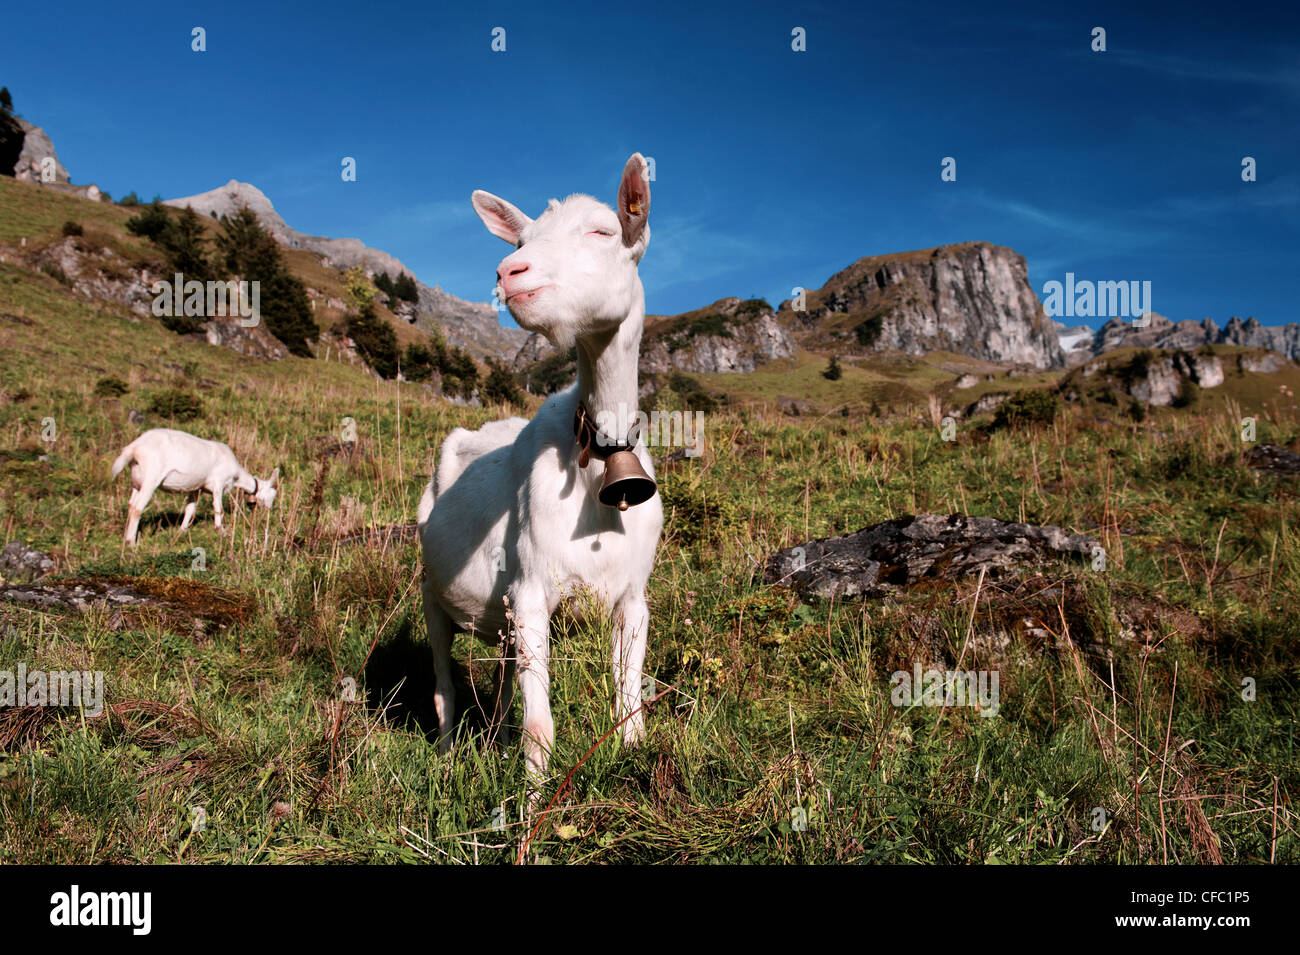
left=111, top=428, right=276, bottom=544
left=419, top=153, right=662, bottom=781
left=421, top=386, right=662, bottom=637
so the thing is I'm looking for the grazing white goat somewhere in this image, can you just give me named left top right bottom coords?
left=418, top=153, right=664, bottom=780
left=111, top=428, right=279, bottom=544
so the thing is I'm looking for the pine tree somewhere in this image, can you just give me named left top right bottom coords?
left=0, top=87, right=13, bottom=114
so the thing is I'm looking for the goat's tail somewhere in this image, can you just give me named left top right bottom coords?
left=416, top=479, right=436, bottom=532
left=110, top=441, right=136, bottom=479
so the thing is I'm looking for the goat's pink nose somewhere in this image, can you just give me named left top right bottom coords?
left=498, top=261, right=530, bottom=283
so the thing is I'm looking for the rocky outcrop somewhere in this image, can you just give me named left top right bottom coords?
left=641, top=297, right=796, bottom=375
left=202, top=315, right=289, bottom=360
left=1075, top=348, right=1229, bottom=406
left=1095, top=313, right=1300, bottom=362
left=1244, top=445, right=1300, bottom=476
left=778, top=242, right=1064, bottom=368
left=164, top=180, right=528, bottom=361
left=763, top=514, right=1099, bottom=600
left=0, top=541, right=55, bottom=584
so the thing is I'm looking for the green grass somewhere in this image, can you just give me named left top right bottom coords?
left=1, top=186, right=1298, bottom=864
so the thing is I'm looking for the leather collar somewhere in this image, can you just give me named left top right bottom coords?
left=573, top=402, right=640, bottom=468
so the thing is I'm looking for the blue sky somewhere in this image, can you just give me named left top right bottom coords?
left=3, top=0, right=1297, bottom=329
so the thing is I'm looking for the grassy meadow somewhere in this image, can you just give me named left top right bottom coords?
left=0, top=181, right=1297, bottom=864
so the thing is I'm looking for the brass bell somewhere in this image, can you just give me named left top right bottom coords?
left=598, top=449, right=657, bottom=511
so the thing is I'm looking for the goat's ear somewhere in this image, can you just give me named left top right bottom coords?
left=269, top=467, right=279, bottom=488
left=617, top=153, right=651, bottom=247
left=471, top=190, right=532, bottom=245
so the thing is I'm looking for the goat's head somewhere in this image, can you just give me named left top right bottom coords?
left=472, top=153, right=651, bottom=348
left=248, top=467, right=279, bottom=509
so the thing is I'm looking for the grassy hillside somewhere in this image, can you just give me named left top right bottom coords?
left=1, top=182, right=1298, bottom=864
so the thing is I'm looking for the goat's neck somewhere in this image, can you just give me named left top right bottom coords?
left=575, top=290, right=644, bottom=436
left=234, top=469, right=257, bottom=494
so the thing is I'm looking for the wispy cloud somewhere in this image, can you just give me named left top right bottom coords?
left=1102, top=49, right=1300, bottom=98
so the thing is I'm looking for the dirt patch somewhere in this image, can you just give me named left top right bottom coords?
left=1, top=574, right=256, bottom=633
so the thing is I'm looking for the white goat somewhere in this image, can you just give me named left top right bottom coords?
left=111, top=428, right=279, bottom=544
left=418, top=153, right=664, bottom=780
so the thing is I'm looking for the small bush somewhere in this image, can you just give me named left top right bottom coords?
left=482, top=359, right=526, bottom=408
left=1127, top=400, right=1147, bottom=423
left=92, top=375, right=129, bottom=398
left=146, top=388, right=204, bottom=421
left=992, top=389, right=1060, bottom=430
left=61, top=220, right=83, bottom=237
left=658, top=472, right=743, bottom=547
left=854, top=313, right=884, bottom=347
left=823, top=355, right=843, bottom=381
left=1173, top=379, right=1201, bottom=409
left=346, top=304, right=398, bottom=379
left=668, top=371, right=720, bottom=413
left=39, top=263, right=71, bottom=286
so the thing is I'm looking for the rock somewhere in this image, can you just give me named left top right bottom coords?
left=1095, top=313, right=1300, bottom=362
left=1240, top=352, right=1286, bottom=374
left=954, top=374, right=979, bottom=389
left=966, top=392, right=1009, bottom=416
left=0, top=541, right=55, bottom=583
left=202, top=314, right=289, bottom=360
left=640, top=298, right=797, bottom=375
left=777, top=242, right=1064, bottom=368
left=9, top=117, right=69, bottom=184
left=763, top=513, right=1100, bottom=600
left=128, top=409, right=146, bottom=426
left=1127, top=352, right=1223, bottom=406
left=777, top=395, right=815, bottom=417
left=1244, top=445, right=1300, bottom=476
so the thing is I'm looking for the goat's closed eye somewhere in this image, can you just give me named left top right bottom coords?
left=589, top=229, right=615, bottom=237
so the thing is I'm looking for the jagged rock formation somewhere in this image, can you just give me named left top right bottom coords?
left=0, top=113, right=104, bottom=201
left=777, top=242, right=1064, bottom=368
left=763, top=514, right=1099, bottom=600
left=641, top=297, right=797, bottom=375
left=164, top=180, right=527, bottom=360
left=1069, top=348, right=1237, bottom=407
left=1091, top=313, right=1300, bottom=362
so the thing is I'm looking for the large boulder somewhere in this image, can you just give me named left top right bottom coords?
left=763, top=514, right=1099, bottom=600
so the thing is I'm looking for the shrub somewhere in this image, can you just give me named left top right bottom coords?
left=125, top=200, right=172, bottom=242
left=61, top=220, right=83, bottom=237
left=346, top=303, right=398, bottom=379
left=658, top=472, right=742, bottom=547
left=992, top=389, right=1060, bottom=429
left=482, top=359, right=526, bottom=408
left=1173, top=379, right=1201, bottom=409
left=521, top=348, right=577, bottom=395
left=668, top=371, right=720, bottom=413
left=117, top=191, right=141, bottom=207
left=823, top=355, right=843, bottom=380
left=854, top=313, right=884, bottom=347
left=92, top=375, right=129, bottom=398
left=39, top=263, right=71, bottom=286
left=146, top=388, right=204, bottom=421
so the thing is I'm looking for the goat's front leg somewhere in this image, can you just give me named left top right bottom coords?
left=612, top=591, right=650, bottom=745
left=179, top=491, right=200, bottom=530
left=209, top=482, right=225, bottom=532
left=511, top=588, right=554, bottom=783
